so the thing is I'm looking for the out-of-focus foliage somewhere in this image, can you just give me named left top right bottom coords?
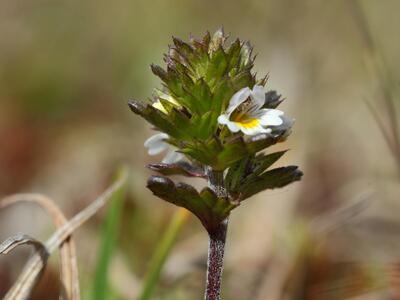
left=91, top=168, right=127, bottom=300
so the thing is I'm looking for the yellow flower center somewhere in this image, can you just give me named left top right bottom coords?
left=229, top=99, right=260, bottom=129
left=235, top=118, right=260, bottom=129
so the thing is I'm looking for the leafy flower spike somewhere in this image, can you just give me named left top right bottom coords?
left=217, top=85, right=284, bottom=135
left=128, top=28, right=302, bottom=231
left=129, top=28, right=303, bottom=300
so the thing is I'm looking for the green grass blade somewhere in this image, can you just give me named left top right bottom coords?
left=138, top=208, right=189, bottom=300
left=91, top=167, right=128, bottom=300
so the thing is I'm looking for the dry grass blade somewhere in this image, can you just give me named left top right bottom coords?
left=1, top=169, right=128, bottom=300
left=0, top=233, right=47, bottom=256
left=349, top=0, right=400, bottom=173
left=0, top=194, right=80, bottom=300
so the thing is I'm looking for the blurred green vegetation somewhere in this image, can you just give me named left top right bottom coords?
left=90, top=168, right=128, bottom=300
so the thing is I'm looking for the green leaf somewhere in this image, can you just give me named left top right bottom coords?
left=191, top=78, right=213, bottom=113
left=226, top=39, right=242, bottom=73
left=150, top=64, right=168, bottom=81
left=239, top=41, right=254, bottom=69
left=128, top=100, right=187, bottom=139
left=246, top=133, right=285, bottom=153
left=211, top=78, right=234, bottom=115
left=214, top=140, right=248, bottom=170
left=180, top=138, right=223, bottom=166
left=225, top=157, right=250, bottom=191
left=206, top=46, right=228, bottom=88
left=147, top=176, right=237, bottom=231
left=225, top=151, right=288, bottom=193
left=167, top=107, right=192, bottom=133
left=191, top=111, right=215, bottom=139
left=148, top=162, right=206, bottom=178
left=240, top=166, right=303, bottom=200
left=231, top=70, right=255, bottom=91
left=180, top=145, right=215, bottom=166
left=252, top=150, right=288, bottom=177
left=172, top=37, right=194, bottom=59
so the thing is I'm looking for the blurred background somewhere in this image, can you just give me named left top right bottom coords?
left=1, top=0, right=400, bottom=299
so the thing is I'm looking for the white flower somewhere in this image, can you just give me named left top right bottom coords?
left=144, top=133, right=185, bottom=163
left=271, top=115, right=294, bottom=138
left=217, top=85, right=284, bottom=136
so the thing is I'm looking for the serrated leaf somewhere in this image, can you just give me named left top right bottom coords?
left=202, top=31, right=211, bottom=51
left=211, top=78, right=234, bottom=115
left=226, top=39, right=242, bottom=72
left=191, top=78, right=213, bottom=112
left=147, top=176, right=237, bottom=231
left=128, top=100, right=187, bottom=139
left=181, top=138, right=222, bottom=166
left=192, top=111, right=215, bottom=139
left=150, top=64, right=168, bottom=81
left=206, top=46, right=228, bottom=87
left=214, top=140, right=248, bottom=170
left=252, top=150, right=288, bottom=176
left=231, top=70, right=255, bottom=91
left=246, top=133, right=285, bottom=153
left=147, top=162, right=206, bottom=178
left=240, top=166, right=303, bottom=200
left=239, top=41, right=253, bottom=68
left=262, top=90, right=284, bottom=109
left=172, top=37, right=194, bottom=58
left=209, top=27, right=227, bottom=52
left=225, top=157, right=250, bottom=191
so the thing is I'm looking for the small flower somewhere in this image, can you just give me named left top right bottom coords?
left=271, top=115, right=294, bottom=139
left=144, top=133, right=184, bottom=163
left=217, top=85, right=284, bottom=136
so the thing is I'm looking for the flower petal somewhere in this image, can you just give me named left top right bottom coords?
left=250, top=85, right=266, bottom=109
left=226, top=87, right=251, bottom=115
left=240, top=124, right=270, bottom=136
left=270, top=115, right=294, bottom=138
left=144, top=133, right=169, bottom=155
left=259, top=116, right=283, bottom=126
left=280, top=115, right=294, bottom=129
left=226, top=121, right=240, bottom=132
left=259, top=109, right=284, bottom=126
left=217, top=114, right=230, bottom=125
left=265, top=109, right=284, bottom=117
left=162, top=150, right=185, bottom=163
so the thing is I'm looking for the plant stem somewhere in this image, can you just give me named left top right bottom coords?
left=205, top=219, right=228, bottom=300
left=205, top=168, right=229, bottom=300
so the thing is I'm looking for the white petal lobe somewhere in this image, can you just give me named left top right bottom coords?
left=144, top=133, right=169, bottom=155
left=250, top=85, right=266, bottom=109
left=226, top=87, right=251, bottom=115
left=217, top=114, right=230, bottom=125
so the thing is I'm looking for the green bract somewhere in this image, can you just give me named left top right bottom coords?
left=129, top=29, right=302, bottom=232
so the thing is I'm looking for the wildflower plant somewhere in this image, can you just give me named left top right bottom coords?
left=129, top=28, right=303, bottom=300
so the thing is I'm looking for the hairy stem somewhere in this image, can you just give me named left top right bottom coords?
left=205, top=219, right=228, bottom=300
left=205, top=169, right=229, bottom=300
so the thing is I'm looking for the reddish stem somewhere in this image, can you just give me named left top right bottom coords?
left=204, top=219, right=228, bottom=300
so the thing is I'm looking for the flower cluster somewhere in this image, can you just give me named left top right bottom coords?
left=129, top=29, right=302, bottom=232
